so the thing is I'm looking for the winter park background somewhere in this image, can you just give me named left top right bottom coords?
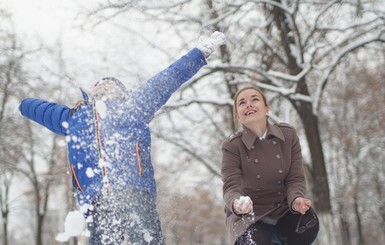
left=0, top=1, right=384, bottom=245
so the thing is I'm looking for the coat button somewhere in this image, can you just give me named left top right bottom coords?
left=251, top=145, right=255, bottom=149
left=256, top=188, right=261, bottom=191
left=277, top=181, right=282, bottom=185
left=276, top=154, right=281, bottom=159
left=278, top=169, right=283, bottom=174
left=277, top=203, right=282, bottom=207
left=277, top=192, right=282, bottom=195
left=272, top=140, right=277, bottom=145
left=256, top=174, right=261, bottom=179
left=254, top=158, right=259, bottom=164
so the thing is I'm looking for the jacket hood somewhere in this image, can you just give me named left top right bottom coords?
left=93, top=77, right=129, bottom=100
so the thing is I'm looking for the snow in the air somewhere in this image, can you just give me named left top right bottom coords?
left=56, top=210, right=86, bottom=242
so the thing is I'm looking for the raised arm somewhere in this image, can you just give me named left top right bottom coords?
left=19, top=98, right=71, bottom=136
left=131, top=32, right=226, bottom=123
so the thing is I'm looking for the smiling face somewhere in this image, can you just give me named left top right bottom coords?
left=234, top=87, right=269, bottom=127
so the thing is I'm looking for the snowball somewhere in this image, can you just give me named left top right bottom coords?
left=80, top=203, right=93, bottom=215
left=55, top=210, right=86, bottom=242
left=55, top=232, right=70, bottom=242
left=240, top=196, right=250, bottom=202
left=98, top=159, right=111, bottom=168
left=72, top=136, right=78, bottom=142
left=62, top=121, right=69, bottom=129
left=86, top=167, right=95, bottom=177
left=64, top=211, right=85, bottom=236
left=143, top=230, right=154, bottom=242
left=65, top=135, right=71, bottom=142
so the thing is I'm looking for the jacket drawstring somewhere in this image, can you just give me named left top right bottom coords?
left=93, top=100, right=110, bottom=191
left=135, top=143, right=142, bottom=176
left=71, top=165, right=83, bottom=192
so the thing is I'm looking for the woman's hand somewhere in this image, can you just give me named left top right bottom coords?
left=233, top=196, right=253, bottom=214
left=292, top=197, right=312, bottom=215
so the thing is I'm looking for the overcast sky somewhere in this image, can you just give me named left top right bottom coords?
left=3, top=0, right=83, bottom=43
left=2, top=0, right=162, bottom=91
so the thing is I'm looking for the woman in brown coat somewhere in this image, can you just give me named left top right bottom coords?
left=221, top=86, right=319, bottom=245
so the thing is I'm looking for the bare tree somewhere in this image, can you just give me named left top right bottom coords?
left=14, top=51, right=78, bottom=244
left=17, top=124, right=66, bottom=245
left=4, top=1, right=380, bottom=244
left=0, top=8, right=32, bottom=245
left=320, top=59, right=385, bottom=245
left=77, top=1, right=385, bottom=244
left=0, top=8, right=77, bottom=244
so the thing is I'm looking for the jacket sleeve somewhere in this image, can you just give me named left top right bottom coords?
left=19, top=98, right=71, bottom=136
left=221, top=139, right=243, bottom=214
left=284, top=127, right=306, bottom=210
left=131, top=48, right=207, bottom=123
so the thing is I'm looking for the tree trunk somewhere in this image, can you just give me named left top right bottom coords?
left=353, top=187, right=364, bottom=245
left=338, top=202, right=352, bottom=245
left=269, top=0, right=331, bottom=214
left=36, top=212, right=44, bottom=245
left=2, top=211, right=8, bottom=245
left=294, top=98, right=331, bottom=213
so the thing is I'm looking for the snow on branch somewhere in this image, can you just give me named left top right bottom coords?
left=314, top=22, right=384, bottom=64
left=313, top=31, right=385, bottom=114
left=288, top=93, right=312, bottom=103
left=105, top=0, right=192, bottom=10
left=266, top=65, right=311, bottom=82
left=317, top=16, right=383, bottom=32
left=161, top=98, right=232, bottom=110
left=303, top=0, right=343, bottom=48
left=255, top=81, right=312, bottom=103
left=250, top=0, right=294, bottom=15
left=206, top=64, right=313, bottom=103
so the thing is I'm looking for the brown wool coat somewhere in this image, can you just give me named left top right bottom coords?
left=221, top=122, right=306, bottom=244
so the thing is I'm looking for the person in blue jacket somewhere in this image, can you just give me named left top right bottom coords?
left=19, top=32, right=226, bottom=245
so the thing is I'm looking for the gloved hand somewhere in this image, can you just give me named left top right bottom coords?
left=196, top=31, right=226, bottom=58
left=233, top=196, right=253, bottom=214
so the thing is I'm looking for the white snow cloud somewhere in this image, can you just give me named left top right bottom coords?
left=56, top=210, right=87, bottom=242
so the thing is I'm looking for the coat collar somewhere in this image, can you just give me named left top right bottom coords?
left=241, top=122, right=285, bottom=150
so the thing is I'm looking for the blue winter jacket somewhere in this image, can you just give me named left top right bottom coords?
left=19, top=48, right=207, bottom=209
